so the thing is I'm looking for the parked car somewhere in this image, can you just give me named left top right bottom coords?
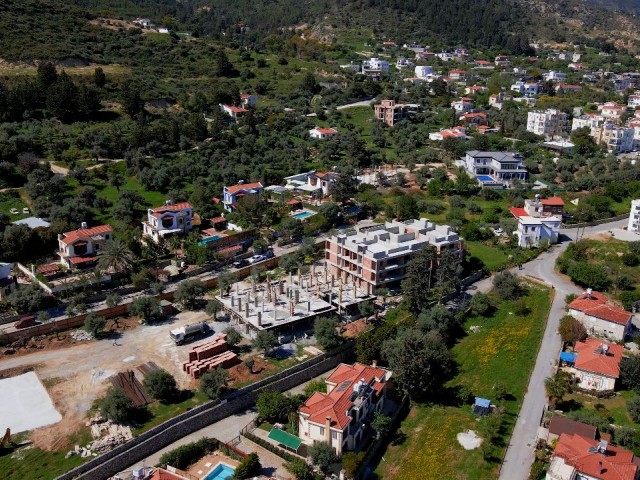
left=9, top=208, right=19, bottom=215
left=233, top=259, right=250, bottom=268
left=248, top=255, right=263, bottom=264
left=22, top=208, right=29, bottom=214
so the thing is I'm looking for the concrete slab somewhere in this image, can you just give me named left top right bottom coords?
left=0, top=371, right=62, bottom=434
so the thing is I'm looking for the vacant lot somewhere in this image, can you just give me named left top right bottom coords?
left=376, top=283, right=552, bottom=480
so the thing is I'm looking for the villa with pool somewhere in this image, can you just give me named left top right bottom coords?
left=458, top=150, right=528, bottom=188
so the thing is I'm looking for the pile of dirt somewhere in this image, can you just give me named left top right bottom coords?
left=226, top=357, right=274, bottom=387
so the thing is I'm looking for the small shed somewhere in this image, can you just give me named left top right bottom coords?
left=559, top=352, right=577, bottom=365
left=159, top=300, right=175, bottom=316
left=472, top=397, right=492, bottom=416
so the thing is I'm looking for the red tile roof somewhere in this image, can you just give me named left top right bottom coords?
left=69, top=255, right=97, bottom=265
left=299, top=363, right=389, bottom=430
left=541, top=196, right=564, bottom=206
left=240, top=93, right=253, bottom=99
left=36, top=263, right=60, bottom=274
left=313, top=127, right=338, bottom=135
left=151, top=203, right=192, bottom=213
left=569, top=292, right=632, bottom=326
left=60, top=225, right=112, bottom=245
left=222, top=104, right=248, bottom=114
left=510, top=207, right=527, bottom=218
left=553, top=433, right=637, bottom=480
left=574, top=337, right=623, bottom=378
left=210, top=216, right=226, bottom=223
left=150, top=469, right=190, bottom=480
left=225, top=182, right=264, bottom=195
left=548, top=416, right=596, bottom=439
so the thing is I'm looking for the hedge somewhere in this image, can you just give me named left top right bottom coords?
left=157, top=437, right=216, bottom=469
left=242, top=432, right=296, bottom=462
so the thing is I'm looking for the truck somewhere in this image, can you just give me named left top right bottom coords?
left=170, top=321, right=210, bottom=345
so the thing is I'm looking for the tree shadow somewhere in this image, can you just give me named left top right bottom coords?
left=556, top=399, right=583, bottom=412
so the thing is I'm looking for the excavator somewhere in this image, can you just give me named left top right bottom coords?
left=0, top=428, right=10, bottom=449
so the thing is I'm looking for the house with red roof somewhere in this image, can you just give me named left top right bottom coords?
left=298, top=362, right=392, bottom=455
left=568, top=291, right=633, bottom=341
left=460, top=112, right=488, bottom=126
left=240, top=93, right=257, bottom=108
left=566, top=337, right=624, bottom=391
left=309, top=126, right=338, bottom=139
left=142, top=202, right=193, bottom=243
left=219, top=103, right=248, bottom=122
left=223, top=182, right=264, bottom=212
left=546, top=433, right=638, bottom=480
left=57, top=223, right=113, bottom=269
left=429, top=126, right=468, bottom=141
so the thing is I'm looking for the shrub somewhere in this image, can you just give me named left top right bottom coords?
left=627, top=396, right=640, bottom=423
left=143, top=369, right=178, bottom=403
left=566, top=263, right=611, bottom=291
left=234, top=452, right=261, bottom=479
left=622, top=253, right=639, bottom=267
left=157, top=438, right=215, bottom=469
left=620, top=291, right=639, bottom=311
left=256, top=391, right=292, bottom=423
left=314, top=317, right=343, bottom=350
left=200, top=368, right=227, bottom=400
left=309, top=442, right=339, bottom=474
left=493, top=271, right=522, bottom=300
left=529, top=460, right=547, bottom=480
left=303, top=379, right=326, bottom=397
left=224, top=327, right=243, bottom=347
left=341, top=451, right=365, bottom=478
left=621, top=356, right=640, bottom=395
left=100, top=386, right=135, bottom=424
left=285, top=458, right=313, bottom=480
left=558, top=316, right=587, bottom=344
left=469, top=293, right=493, bottom=316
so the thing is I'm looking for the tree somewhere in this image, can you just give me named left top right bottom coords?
left=121, top=82, right=144, bottom=117
left=469, top=293, right=492, bottom=316
left=174, top=279, right=206, bottom=310
left=372, top=411, right=393, bottom=438
left=382, top=329, right=455, bottom=399
left=285, top=458, right=313, bottom=480
left=558, top=316, right=587, bottom=344
left=234, top=453, right=261, bottom=479
left=217, top=272, right=235, bottom=295
left=566, top=263, right=611, bottom=291
left=224, top=327, right=242, bottom=347
left=417, top=304, right=459, bottom=342
left=256, top=391, right=291, bottom=423
left=106, top=293, right=122, bottom=310
left=94, top=67, right=106, bottom=88
left=129, top=295, right=160, bottom=323
left=100, top=386, right=135, bottom=424
left=402, top=245, right=438, bottom=313
left=143, top=369, right=177, bottom=403
left=213, top=50, right=234, bottom=77
left=309, top=442, right=339, bottom=474
left=331, top=172, right=358, bottom=205
left=84, top=313, right=107, bottom=338
left=253, top=330, right=278, bottom=356
left=303, top=379, right=326, bottom=397
left=97, top=239, right=134, bottom=273
left=544, top=371, right=573, bottom=405
left=493, top=271, right=522, bottom=300
left=341, top=452, right=365, bottom=479
left=199, top=368, right=227, bottom=400
left=300, top=72, right=318, bottom=95
left=621, top=356, right=640, bottom=394
left=627, top=396, right=640, bottom=423
left=7, top=284, right=53, bottom=314
left=358, top=300, right=375, bottom=319
left=314, top=317, right=342, bottom=350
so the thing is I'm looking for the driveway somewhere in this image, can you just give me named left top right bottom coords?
left=498, top=218, right=628, bottom=480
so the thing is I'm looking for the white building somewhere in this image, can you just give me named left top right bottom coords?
left=298, top=363, right=392, bottom=455
left=396, top=57, right=414, bottom=69
left=571, top=114, right=604, bottom=132
left=142, top=202, right=194, bottom=243
left=511, top=81, right=541, bottom=97
left=568, top=291, right=633, bottom=342
left=0, top=262, right=17, bottom=300
left=362, top=58, right=389, bottom=75
left=628, top=199, right=640, bottom=232
left=598, top=101, right=625, bottom=120
left=219, top=104, right=248, bottom=122
left=309, top=127, right=338, bottom=139
left=451, top=98, right=473, bottom=113
left=544, top=70, right=567, bottom=82
left=414, top=65, right=433, bottom=79
left=628, top=93, right=640, bottom=108
left=429, top=126, right=468, bottom=141
left=58, top=223, right=113, bottom=269
left=462, top=150, right=528, bottom=183
left=526, top=109, right=568, bottom=139
left=435, top=52, right=454, bottom=61
left=592, top=123, right=635, bottom=153
left=512, top=215, right=561, bottom=248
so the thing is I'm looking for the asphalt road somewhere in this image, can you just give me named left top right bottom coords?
left=498, top=218, right=628, bottom=480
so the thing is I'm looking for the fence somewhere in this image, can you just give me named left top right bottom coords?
left=15, top=262, right=53, bottom=295
left=561, top=213, right=628, bottom=230
left=55, top=341, right=354, bottom=480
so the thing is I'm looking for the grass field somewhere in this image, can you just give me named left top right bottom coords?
left=133, top=390, right=210, bottom=435
left=466, top=241, right=544, bottom=272
left=376, top=284, right=552, bottom=480
left=0, top=430, right=91, bottom=480
left=563, top=390, right=637, bottom=429
left=0, top=190, right=30, bottom=221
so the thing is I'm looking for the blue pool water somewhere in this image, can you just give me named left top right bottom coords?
left=204, top=463, right=235, bottom=480
left=198, top=235, right=222, bottom=246
left=476, top=175, right=496, bottom=182
left=292, top=211, right=314, bottom=219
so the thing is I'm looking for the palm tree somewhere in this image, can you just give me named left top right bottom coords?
left=97, top=238, right=134, bottom=274
left=544, top=371, right=573, bottom=406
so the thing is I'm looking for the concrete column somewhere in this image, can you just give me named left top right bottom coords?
left=307, top=300, right=311, bottom=313
left=245, top=303, right=249, bottom=316
left=257, top=311, right=262, bottom=327
left=279, top=281, right=284, bottom=294
left=290, top=301, right=294, bottom=317
left=295, top=289, right=300, bottom=304
left=238, top=297, right=242, bottom=310
left=231, top=296, right=235, bottom=307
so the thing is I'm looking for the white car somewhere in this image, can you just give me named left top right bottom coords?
left=9, top=208, right=19, bottom=215
left=248, top=255, right=264, bottom=264
left=22, top=208, right=29, bottom=214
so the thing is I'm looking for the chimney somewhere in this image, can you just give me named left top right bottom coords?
left=586, top=288, right=593, bottom=298
left=80, top=221, right=88, bottom=230
left=372, top=360, right=378, bottom=368
left=325, top=416, right=331, bottom=445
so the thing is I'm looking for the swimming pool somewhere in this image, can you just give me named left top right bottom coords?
left=203, top=463, right=235, bottom=480
left=198, top=235, right=222, bottom=246
left=476, top=175, right=497, bottom=182
left=292, top=211, right=314, bottom=220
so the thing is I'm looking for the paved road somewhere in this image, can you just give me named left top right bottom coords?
left=498, top=218, right=628, bottom=480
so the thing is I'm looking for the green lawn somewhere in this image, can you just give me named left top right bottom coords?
left=563, top=390, right=638, bottom=429
left=466, top=241, right=544, bottom=272
left=0, top=190, right=30, bottom=220
left=133, top=390, right=210, bottom=435
left=0, top=430, right=91, bottom=480
left=376, top=284, right=552, bottom=480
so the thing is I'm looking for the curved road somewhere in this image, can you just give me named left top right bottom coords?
left=498, top=218, right=628, bottom=480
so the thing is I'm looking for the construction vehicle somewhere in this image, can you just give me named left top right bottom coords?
left=170, top=321, right=210, bottom=345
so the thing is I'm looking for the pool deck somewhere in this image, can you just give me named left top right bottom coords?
left=188, top=453, right=240, bottom=480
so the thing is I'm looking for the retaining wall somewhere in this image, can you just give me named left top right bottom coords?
left=561, top=213, right=628, bottom=230
left=55, top=341, right=354, bottom=480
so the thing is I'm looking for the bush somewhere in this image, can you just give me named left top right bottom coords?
left=567, top=410, right=612, bottom=433
left=493, top=271, right=522, bottom=300
left=566, top=263, right=611, bottom=291
left=627, top=396, right=640, bottom=423
left=158, top=438, right=215, bottom=469
left=615, top=427, right=640, bottom=449
left=256, top=391, right=292, bottom=423
left=303, top=378, right=326, bottom=397
left=342, top=451, right=365, bottom=478
left=620, top=356, right=640, bottom=395
left=252, top=330, right=278, bottom=356
left=285, top=458, right=314, bottom=480
left=620, top=291, right=639, bottom=311
left=224, top=327, right=243, bottom=347
left=309, top=442, right=339, bottom=474
left=529, top=460, right=547, bottom=480
left=469, top=293, right=492, bottom=316
left=558, top=316, right=587, bottom=344
left=622, top=253, right=639, bottom=267
left=234, top=452, right=261, bottom=479
left=200, top=368, right=227, bottom=400
left=100, top=386, right=135, bottom=424
left=84, top=313, right=107, bottom=337
left=243, top=432, right=295, bottom=462
left=143, top=369, right=178, bottom=403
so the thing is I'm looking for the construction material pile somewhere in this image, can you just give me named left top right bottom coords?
left=182, top=333, right=240, bottom=379
left=109, top=370, right=152, bottom=407
left=66, top=415, right=133, bottom=458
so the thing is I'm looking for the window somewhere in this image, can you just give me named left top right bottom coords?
left=319, top=427, right=325, bottom=436
left=332, top=431, right=338, bottom=440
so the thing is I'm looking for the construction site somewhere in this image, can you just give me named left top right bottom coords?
left=216, top=260, right=375, bottom=336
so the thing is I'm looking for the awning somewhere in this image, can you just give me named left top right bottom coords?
left=267, top=429, right=302, bottom=452
left=560, top=352, right=577, bottom=363
left=475, top=397, right=491, bottom=408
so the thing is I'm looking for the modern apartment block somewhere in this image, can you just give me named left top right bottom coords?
left=629, top=199, right=640, bottom=233
left=374, top=99, right=420, bottom=126
left=324, top=219, right=463, bottom=290
left=592, top=123, right=634, bottom=153
left=526, top=109, right=568, bottom=139
left=462, top=150, right=528, bottom=183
